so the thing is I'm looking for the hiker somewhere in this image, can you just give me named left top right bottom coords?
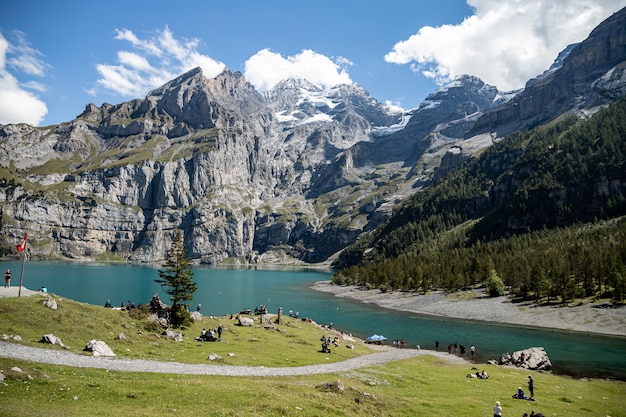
left=217, top=324, right=223, bottom=340
left=527, top=375, right=535, bottom=398
left=4, top=269, right=10, bottom=287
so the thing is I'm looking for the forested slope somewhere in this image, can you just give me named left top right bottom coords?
left=334, top=98, right=626, bottom=304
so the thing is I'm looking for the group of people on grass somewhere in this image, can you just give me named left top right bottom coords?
left=467, top=369, right=489, bottom=379
left=198, top=324, right=223, bottom=341
left=320, top=335, right=340, bottom=353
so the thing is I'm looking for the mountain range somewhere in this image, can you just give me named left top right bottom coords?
left=0, top=7, right=625, bottom=265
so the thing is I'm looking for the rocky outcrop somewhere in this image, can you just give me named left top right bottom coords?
left=469, top=7, right=626, bottom=137
left=499, top=347, right=552, bottom=371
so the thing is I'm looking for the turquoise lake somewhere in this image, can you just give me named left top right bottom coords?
left=1, top=260, right=625, bottom=380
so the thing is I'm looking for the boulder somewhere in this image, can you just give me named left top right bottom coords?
left=189, top=311, right=202, bottom=322
left=84, top=340, right=116, bottom=357
left=40, top=333, right=68, bottom=349
left=163, top=330, right=183, bottom=342
left=237, top=315, right=254, bottom=327
left=500, top=347, right=551, bottom=371
left=43, top=296, right=57, bottom=310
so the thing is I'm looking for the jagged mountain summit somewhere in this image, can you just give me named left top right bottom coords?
left=0, top=7, right=624, bottom=265
left=469, top=7, right=626, bottom=137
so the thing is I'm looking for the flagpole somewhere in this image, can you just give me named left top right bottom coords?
left=18, top=249, right=25, bottom=297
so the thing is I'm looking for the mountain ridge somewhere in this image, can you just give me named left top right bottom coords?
left=0, top=7, right=625, bottom=264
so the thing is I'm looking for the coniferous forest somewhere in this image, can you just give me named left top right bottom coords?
left=333, top=98, right=626, bottom=305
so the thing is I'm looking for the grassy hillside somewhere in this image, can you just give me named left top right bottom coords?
left=0, top=293, right=624, bottom=416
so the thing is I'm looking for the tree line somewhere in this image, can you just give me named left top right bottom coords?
left=333, top=97, right=626, bottom=304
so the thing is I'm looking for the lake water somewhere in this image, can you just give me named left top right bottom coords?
left=2, top=260, right=625, bottom=380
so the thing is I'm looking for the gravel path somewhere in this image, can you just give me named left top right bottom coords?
left=0, top=341, right=468, bottom=376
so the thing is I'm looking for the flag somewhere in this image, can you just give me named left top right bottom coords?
left=16, top=234, right=27, bottom=252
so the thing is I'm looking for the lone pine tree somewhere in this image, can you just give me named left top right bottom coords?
left=155, top=231, right=197, bottom=328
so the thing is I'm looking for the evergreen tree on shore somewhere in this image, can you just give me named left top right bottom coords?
left=155, top=231, right=197, bottom=328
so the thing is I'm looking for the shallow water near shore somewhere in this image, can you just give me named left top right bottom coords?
left=2, top=260, right=625, bottom=380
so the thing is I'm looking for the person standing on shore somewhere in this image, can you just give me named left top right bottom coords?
left=493, top=400, right=502, bottom=417
left=435, top=339, right=439, bottom=351
left=4, top=269, right=10, bottom=287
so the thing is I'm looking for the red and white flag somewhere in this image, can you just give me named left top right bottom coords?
left=16, top=234, right=27, bottom=252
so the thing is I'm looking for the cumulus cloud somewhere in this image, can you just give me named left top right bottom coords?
left=0, top=31, right=48, bottom=126
left=385, top=0, right=626, bottom=91
left=94, top=26, right=226, bottom=97
left=244, top=48, right=353, bottom=91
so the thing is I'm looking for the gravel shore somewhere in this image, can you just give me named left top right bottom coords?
left=310, top=281, right=626, bottom=337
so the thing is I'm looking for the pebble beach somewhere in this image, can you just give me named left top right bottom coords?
left=310, top=281, right=626, bottom=338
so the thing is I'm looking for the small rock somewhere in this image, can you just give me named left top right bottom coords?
left=43, top=297, right=57, bottom=310
left=317, top=380, right=345, bottom=392
left=162, top=330, right=183, bottom=342
left=40, top=334, right=68, bottom=349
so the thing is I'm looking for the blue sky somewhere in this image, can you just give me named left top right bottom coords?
left=1, top=0, right=624, bottom=126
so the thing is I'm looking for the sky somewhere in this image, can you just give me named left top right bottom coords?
left=0, top=0, right=625, bottom=127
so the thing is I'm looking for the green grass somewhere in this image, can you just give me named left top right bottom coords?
left=0, top=294, right=624, bottom=416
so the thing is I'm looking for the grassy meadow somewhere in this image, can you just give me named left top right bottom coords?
left=0, top=293, right=624, bottom=416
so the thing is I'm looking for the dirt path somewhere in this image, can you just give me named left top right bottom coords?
left=0, top=341, right=468, bottom=376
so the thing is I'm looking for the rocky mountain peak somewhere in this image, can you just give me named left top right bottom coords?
left=468, top=6, right=626, bottom=137
left=1, top=10, right=624, bottom=265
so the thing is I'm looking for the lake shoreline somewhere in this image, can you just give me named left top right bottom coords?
left=310, top=281, right=626, bottom=339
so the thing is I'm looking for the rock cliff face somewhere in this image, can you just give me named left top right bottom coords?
left=0, top=8, right=625, bottom=264
left=468, top=8, right=626, bottom=137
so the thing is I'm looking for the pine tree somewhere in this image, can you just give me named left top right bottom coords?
left=155, top=231, right=197, bottom=328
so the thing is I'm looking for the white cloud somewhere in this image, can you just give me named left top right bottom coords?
left=244, top=48, right=353, bottom=91
left=385, top=0, right=626, bottom=91
left=94, top=26, right=226, bottom=98
left=0, top=31, right=48, bottom=126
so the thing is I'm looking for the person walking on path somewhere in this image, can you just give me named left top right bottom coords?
left=528, top=374, right=535, bottom=399
left=493, top=400, right=503, bottom=417
left=4, top=269, right=10, bottom=288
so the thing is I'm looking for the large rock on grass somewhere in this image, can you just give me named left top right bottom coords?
left=84, top=340, right=116, bottom=357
